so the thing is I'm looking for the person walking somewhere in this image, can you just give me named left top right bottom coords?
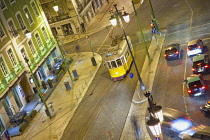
left=80, top=22, right=86, bottom=33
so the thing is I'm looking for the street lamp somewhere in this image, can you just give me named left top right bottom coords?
left=55, top=36, right=74, bottom=83
left=109, top=4, right=146, bottom=91
left=24, top=58, right=52, bottom=118
left=144, top=91, right=163, bottom=123
left=144, top=91, right=163, bottom=139
left=131, top=0, right=152, bottom=62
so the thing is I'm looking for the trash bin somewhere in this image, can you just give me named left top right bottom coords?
left=91, top=56, right=97, bottom=66
left=72, top=69, right=79, bottom=80
left=64, top=81, right=71, bottom=90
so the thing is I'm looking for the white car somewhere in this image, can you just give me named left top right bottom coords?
left=187, top=39, right=204, bottom=56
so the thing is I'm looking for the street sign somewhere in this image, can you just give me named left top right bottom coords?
left=152, top=29, right=156, bottom=34
left=130, top=73, right=134, bottom=78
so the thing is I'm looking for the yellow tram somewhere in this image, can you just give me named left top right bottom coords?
left=105, top=36, right=134, bottom=81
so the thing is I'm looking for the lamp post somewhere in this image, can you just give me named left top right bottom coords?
left=144, top=91, right=163, bottom=139
left=110, top=4, right=146, bottom=91
left=55, top=36, right=74, bottom=83
left=24, top=58, right=52, bottom=118
left=131, top=0, right=151, bottom=62
left=147, top=0, right=160, bottom=35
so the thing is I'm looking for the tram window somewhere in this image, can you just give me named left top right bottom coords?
left=122, top=56, right=126, bottom=64
left=111, top=61, right=117, bottom=68
left=116, top=58, right=122, bottom=67
left=106, top=62, right=112, bottom=69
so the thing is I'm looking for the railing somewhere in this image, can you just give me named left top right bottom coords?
left=0, top=79, right=8, bottom=95
left=47, top=14, right=71, bottom=24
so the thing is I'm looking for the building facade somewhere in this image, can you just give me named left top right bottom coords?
left=0, top=0, right=62, bottom=136
left=39, top=0, right=105, bottom=39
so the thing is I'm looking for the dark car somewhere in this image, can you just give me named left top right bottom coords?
left=200, top=101, right=210, bottom=117
left=164, top=43, right=182, bottom=60
left=179, top=125, right=210, bottom=139
left=187, top=39, right=204, bottom=56
left=192, top=54, right=209, bottom=74
left=184, top=74, right=207, bottom=97
left=163, top=107, right=193, bottom=132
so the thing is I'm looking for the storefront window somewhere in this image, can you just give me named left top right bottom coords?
left=13, top=87, right=23, bottom=109
left=0, top=117, right=5, bottom=135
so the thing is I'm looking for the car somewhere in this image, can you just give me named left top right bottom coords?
left=192, top=54, right=209, bottom=74
left=179, top=125, right=210, bottom=139
left=162, top=107, right=194, bottom=132
left=184, top=74, right=207, bottom=97
left=200, top=101, right=210, bottom=117
left=164, top=43, right=182, bottom=60
left=187, top=39, right=204, bottom=56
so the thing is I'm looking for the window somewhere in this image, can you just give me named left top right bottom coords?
left=13, top=86, right=23, bottom=109
left=111, top=61, right=117, bottom=68
left=116, top=58, right=122, bottom=67
left=35, top=33, right=44, bottom=50
left=0, top=24, right=5, bottom=38
left=16, top=13, right=26, bottom=30
left=23, top=7, right=33, bottom=24
left=31, top=1, right=39, bottom=17
left=0, top=57, right=8, bottom=76
left=8, top=20, right=18, bottom=37
left=41, top=26, right=49, bottom=42
left=0, top=0, right=6, bottom=10
left=0, top=117, right=5, bottom=135
left=7, top=49, right=17, bottom=67
left=28, top=40, right=36, bottom=55
left=2, top=97, right=14, bottom=119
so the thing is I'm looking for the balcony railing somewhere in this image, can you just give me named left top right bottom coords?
left=47, top=14, right=71, bottom=24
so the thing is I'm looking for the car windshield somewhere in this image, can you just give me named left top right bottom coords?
left=188, top=80, right=202, bottom=88
left=188, top=44, right=198, bottom=50
left=165, top=48, right=177, bottom=54
left=193, top=60, right=205, bottom=67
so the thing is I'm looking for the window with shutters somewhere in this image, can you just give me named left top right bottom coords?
left=0, top=57, right=8, bottom=76
left=16, top=13, right=26, bottom=30
left=31, top=1, right=39, bottom=17
left=23, top=7, right=33, bottom=24
left=7, top=49, right=17, bottom=67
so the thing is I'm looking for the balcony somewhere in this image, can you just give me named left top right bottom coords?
left=48, top=14, right=71, bottom=24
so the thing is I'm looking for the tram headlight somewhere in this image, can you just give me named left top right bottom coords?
left=115, top=72, right=118, bottom=75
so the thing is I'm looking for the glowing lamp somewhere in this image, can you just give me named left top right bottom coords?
left=53, top=5, right=59, bottom=12
left=147, top=116, right=162, bottom=137
left=122, top=12, right=130, bottom=23
left=109, top=15, right=117, bottom=26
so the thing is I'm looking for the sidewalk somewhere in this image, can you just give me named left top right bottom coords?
left=10, top=52, right=102, bottom=140
left=60, top=0, right=142, bottom=44
left=120, top=32, right=166, bottom=140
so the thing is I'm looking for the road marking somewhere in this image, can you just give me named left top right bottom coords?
left=96, top=27, right=113, bottom=53
left=184, top=0, right=193, bottom=29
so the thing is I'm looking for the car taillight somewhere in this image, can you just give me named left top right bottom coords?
left=164, top=54, right=168, bottom=57
left=198, top=46, right=201, bottom=48
left=175, top=51, right=179, bottom=54
left=204, top=65, right=208, bottom=68
left=202, top=86, right=206, bottom=90
left=192, top=68, right=195, bottom=71
left=187, top=48, right=189, bottom=51
left=187, top=90, right=192, bottom=93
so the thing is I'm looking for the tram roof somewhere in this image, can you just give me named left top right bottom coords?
left=105, top=36, right=131, bottom=61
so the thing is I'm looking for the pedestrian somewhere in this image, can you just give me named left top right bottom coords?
left=80, top=22, right=86, bottom=33
left=75, top=44, right=80, bottom=56
left=131, top=116, right=141, bottom=140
